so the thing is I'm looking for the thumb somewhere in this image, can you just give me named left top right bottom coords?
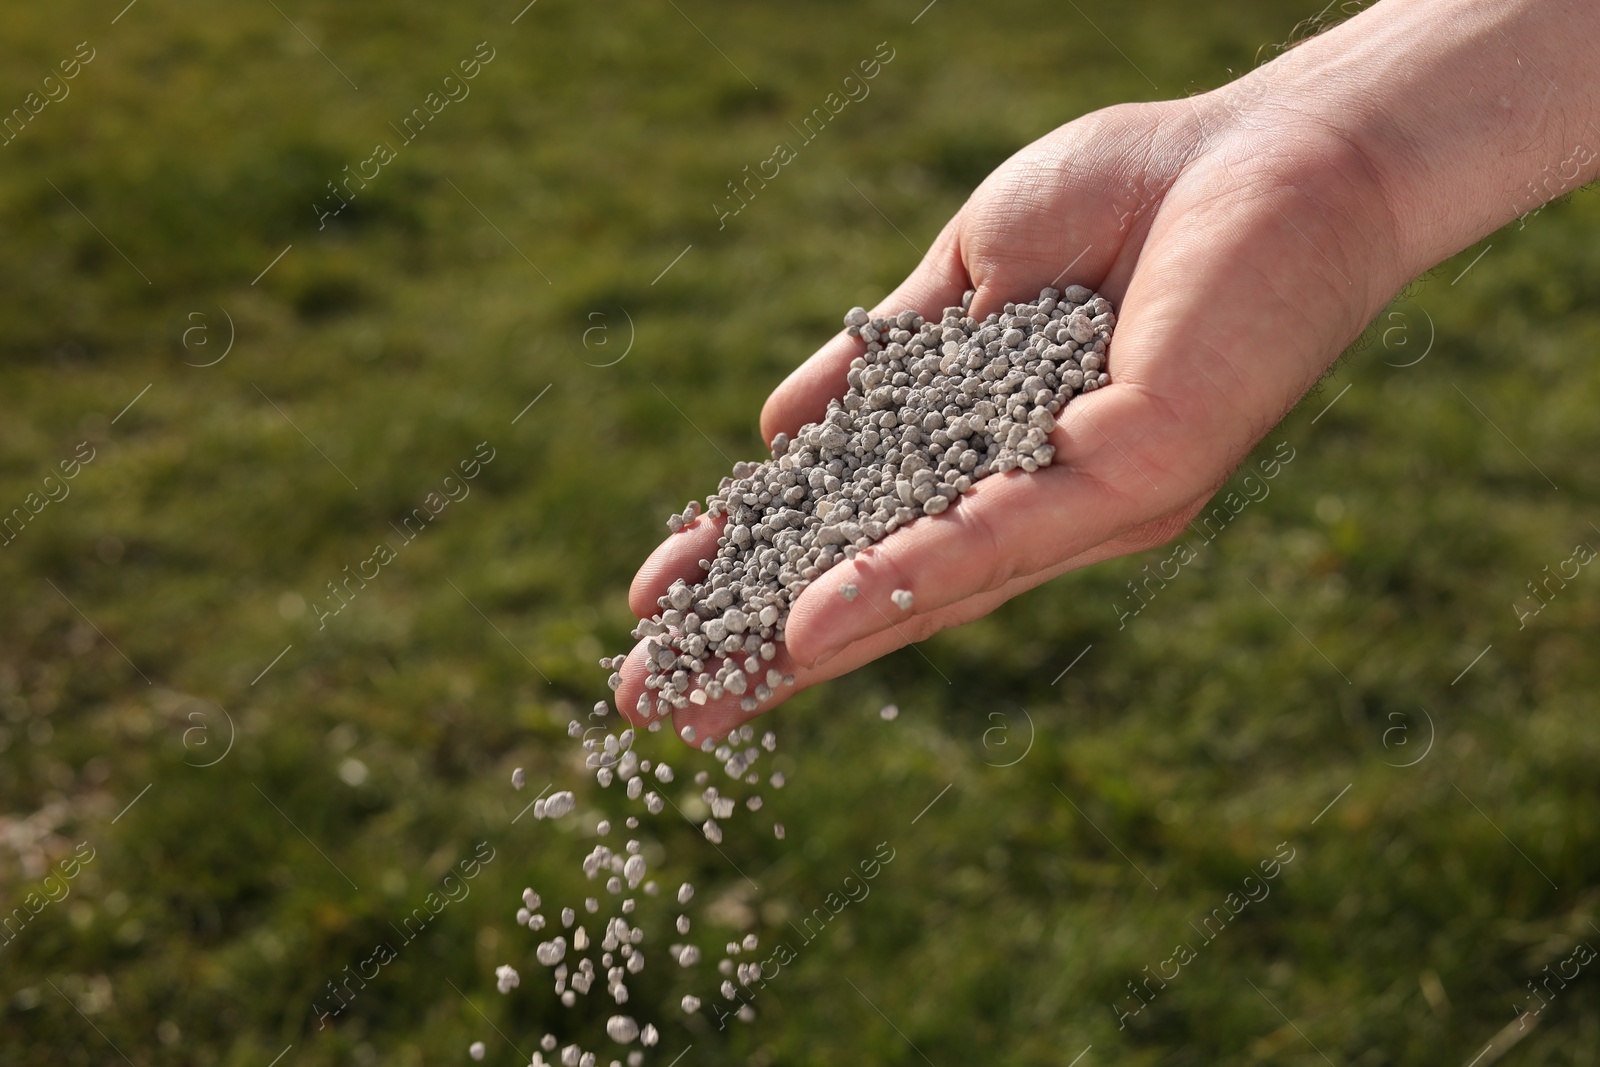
left=759, top=213, right=969, bottom=444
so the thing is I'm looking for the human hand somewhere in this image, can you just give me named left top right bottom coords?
left=617, top=81, right=1404, bottom=741
left=620, top=0, right=1600, bottom=743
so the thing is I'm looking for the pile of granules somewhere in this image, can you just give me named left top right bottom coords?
left=626, top=284, right=1115, bottom=726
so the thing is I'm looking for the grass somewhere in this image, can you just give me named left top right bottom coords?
left=3, top=0, right=1599, bottom=1064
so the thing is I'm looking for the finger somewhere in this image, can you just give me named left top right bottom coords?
left=613, top=634, right=805, bottom=742
left=616, top=551, right=1109, bottom=745
left=627, top=514, right=725, bottom=619
left=610, top=595, right=946, bottom=743
left=780, top=380, right=1198, bottom=666
left=781, top=175, right=1350, bottom=666
left=759, top=214, right=968, bottom=444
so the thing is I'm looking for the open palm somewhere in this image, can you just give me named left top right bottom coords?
left=619, top=86, right=1404, bottom=742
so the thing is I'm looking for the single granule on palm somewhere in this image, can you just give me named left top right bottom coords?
left=636, top=285, right=1114, bottom=722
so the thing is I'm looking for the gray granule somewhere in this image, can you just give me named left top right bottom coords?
left=634, top=286, right=1115, bottom=722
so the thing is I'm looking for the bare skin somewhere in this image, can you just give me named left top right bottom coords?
left=619, top=0, right=1600, bottom=742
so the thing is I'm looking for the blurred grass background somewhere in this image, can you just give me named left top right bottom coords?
left=2, top=0, right=1599, bottom=1064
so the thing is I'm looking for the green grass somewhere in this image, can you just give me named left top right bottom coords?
left=3, top=1, right=1600, bottom=1064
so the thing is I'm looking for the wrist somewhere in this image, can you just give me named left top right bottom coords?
left=1240, top=0, right=1600, bottom=278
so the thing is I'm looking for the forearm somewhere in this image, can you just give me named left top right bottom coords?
left=1243, top=0, right=1600, bottom=277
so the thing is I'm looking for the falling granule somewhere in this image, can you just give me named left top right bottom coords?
left=605, top=1016, right=640, bottom=1044
left=495, top=965, right=520, bottom=994
left=469, top=1041, right=486, bottom=1061
left=512, top=767, right=526, bottom=790
left=496, top=291, right=1110, bottom=1062
left=879, top=703, right=899, bottom=721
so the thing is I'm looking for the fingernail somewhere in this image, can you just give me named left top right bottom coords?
left=811, top=648, right=840, bottom=668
